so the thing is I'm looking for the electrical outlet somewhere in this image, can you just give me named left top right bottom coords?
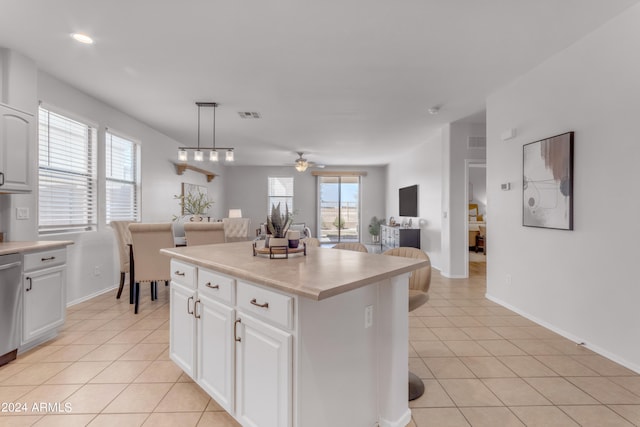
left=364, top=305, right=373, bottom=328
left=94, top=266, right=101, bottom=276
left=506, top=274, right=512, bottom=286
left=16, top=207, right=29, bottom=220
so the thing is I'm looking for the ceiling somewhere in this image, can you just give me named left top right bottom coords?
left=0, top=0, right=637, bottom=167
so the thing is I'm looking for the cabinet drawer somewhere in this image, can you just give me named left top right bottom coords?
left=171, top=260, right=196, bottom=289
left=237, top=281, right=293, bottom=330
left=198, top=268, right=235, bottom=304
left=23, top=248, right=66, bottom=272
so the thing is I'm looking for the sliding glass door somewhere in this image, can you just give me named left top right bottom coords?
left=318, top=176, right=360, bottom=244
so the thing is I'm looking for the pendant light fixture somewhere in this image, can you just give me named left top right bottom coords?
left=177, top=102, right=235, bottom=162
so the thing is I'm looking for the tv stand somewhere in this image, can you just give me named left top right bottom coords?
left=381, top=225, right=420, bottom=250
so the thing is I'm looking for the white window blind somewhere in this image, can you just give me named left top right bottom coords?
left=106, top=131, right=140, bottom=223
left=268, top=176, right=294, bottom=215
left=38, top=107, right=97, bottom=234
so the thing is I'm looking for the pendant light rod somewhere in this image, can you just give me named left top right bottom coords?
left=177, top=101, right=235, bottom=162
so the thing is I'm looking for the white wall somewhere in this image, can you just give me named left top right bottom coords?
left=443, top=121, right=486, bottom=278
left=387, top=133, right=443, bottom=269
left=224, top=165, right=386, bottom=243
left=486, top=3, right=640, bottom=372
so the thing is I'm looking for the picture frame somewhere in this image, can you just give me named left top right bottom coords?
left=523, top=131, right=574, bottom=230
left=181, top=182, right=209, bottom=216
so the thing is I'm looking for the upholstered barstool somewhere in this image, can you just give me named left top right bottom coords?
left=383, top=247, right=432, bottom=400
left=332, top=242, right=368, bottom=252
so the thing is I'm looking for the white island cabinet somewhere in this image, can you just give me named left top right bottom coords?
left=162, top=242, right=428, bottom=427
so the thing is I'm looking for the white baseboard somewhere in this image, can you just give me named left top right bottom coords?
left=66, top=284, right=119, bottom=307
left=486, top=293, right=640, bottom=375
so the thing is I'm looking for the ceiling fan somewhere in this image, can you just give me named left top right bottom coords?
left=293, top=152, right=324, bottom=172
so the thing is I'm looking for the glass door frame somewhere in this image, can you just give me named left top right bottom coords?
left=316, top=175, right=362, bottom=244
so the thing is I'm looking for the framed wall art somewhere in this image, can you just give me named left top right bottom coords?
left=523, top=131, right=574, bottom=230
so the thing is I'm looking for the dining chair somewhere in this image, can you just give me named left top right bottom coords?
left=128, top=223, right=174, bottom=314
left=184, top=222, right=225, bottom=246
left=302, top=237, right=320, bottom=247
left=382, top=247, right=431, bottom=400
left=110, top=220, right=135, bottom=299
left=332, top=242, right=368, bottom=252
left=222, top=217, right=251, bottom=242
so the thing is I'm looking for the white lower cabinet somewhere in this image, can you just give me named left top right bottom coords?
left=197, top=294, right=235, bottom=412
left=23, top=266, right=65, bottom=343
left=169, top=281, right=196, bottom=377
left=22, top=248, right=67, bottom=346
left=169, top=260, right=293, bottom=427
left=236, top=313, right=292, bottom=427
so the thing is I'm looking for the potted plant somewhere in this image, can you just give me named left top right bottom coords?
left=266, top=203, right=293, bottom=247
left=368, top=216, right=385, bottom=243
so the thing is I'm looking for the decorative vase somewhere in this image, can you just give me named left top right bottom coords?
left=287, top=230, right=301, bottom=248
left=371, top=234, right=380, bottom=244
left=269, top=237, right=288, bottom=248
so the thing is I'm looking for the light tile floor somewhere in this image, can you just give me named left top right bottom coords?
left=0, top=262, right=638, bottom=426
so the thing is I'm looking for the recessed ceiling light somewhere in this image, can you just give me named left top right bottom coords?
left=428, top=107, right=440, bottom=115
left=71, top=33, right=94, bottom=44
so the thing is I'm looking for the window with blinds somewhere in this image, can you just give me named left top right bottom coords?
left=268, top=176, right=294, bottom=214
left=106, top=131, right=140, bottom=223
left=38, top=107, right=97, bottom=234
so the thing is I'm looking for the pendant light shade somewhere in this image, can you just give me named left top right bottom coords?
left=209, top=150, right=219, bottom=162
left=225, top=150, right=234, bottom=162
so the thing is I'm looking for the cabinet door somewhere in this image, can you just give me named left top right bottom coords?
left=196, top=294, right=235, bottom=413
left=0, top=104, right=32, bottom=192
left=170, top=281, right=196, bottom=378
left=23, top=266, right=65, bottom=344
left=236, top=313, right=292, bottom=427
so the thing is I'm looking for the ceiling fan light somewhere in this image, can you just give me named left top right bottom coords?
left=178, top=149, right=188, bottom=162
left=209, top=150, right=219, bottom=162
left=225, top=150, right=234, bottom=162
left=295, top=159, right=308, bottom=172
left=194, top=150, right=204, bottom=161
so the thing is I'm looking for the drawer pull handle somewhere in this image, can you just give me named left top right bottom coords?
left=26, top=277, right=32, bottom=292
left=194, top=299, right=201, bottom=319
left=41, top=256, right=56, bottom=261
left=234, top=318, right=242, bottom=342
left=174, top=271, right=186, bottom=276
left=205, top=282, right=220, bottom=289
left=250, top=298, right=269, bottom=309
left=187, top=296, right=194, bottom=315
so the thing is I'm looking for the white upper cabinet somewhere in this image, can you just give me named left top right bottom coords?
left=0, top=103, right=33, bottom=193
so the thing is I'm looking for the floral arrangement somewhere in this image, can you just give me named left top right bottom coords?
left=174, top=189, right=213, bottom=218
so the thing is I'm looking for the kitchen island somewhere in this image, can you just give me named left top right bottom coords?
left=161, top=241, right=428, bottom=427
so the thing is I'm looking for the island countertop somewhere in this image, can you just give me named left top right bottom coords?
left=0, top=240, right=74, bottom=256
left=161, top=241, right=429, bottom=300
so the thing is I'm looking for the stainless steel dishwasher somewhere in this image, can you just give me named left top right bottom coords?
left=0, top=253, right=22, bottom=366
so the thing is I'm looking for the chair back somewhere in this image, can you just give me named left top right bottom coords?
left=223, top=218, right=251, bottom=242
left=478, top=225, right=486, bottom=237
left=111, top=220, right=134, bottom=274
left=128, top=223, right=174, bottom=283
left=302, top=237, right=320, bottom=247
left=332, top=242, right=368, bottom=253
left=184, top=222, right=225, bottom=246
left=383, top=246, right=431, bottom=295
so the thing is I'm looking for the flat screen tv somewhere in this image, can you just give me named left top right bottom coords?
left=399, top=185, right=418, bottom=217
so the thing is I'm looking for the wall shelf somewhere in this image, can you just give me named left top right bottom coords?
left=173, top=163, right=217, bottom=182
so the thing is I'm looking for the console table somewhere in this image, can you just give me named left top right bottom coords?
left=381, top=225, right=420, bottom=250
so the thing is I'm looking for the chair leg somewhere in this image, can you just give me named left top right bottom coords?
left=116, top=272, right=125, bottom=299
left=409, top=371, right=425, bottom=401
left=134, top=282, right=140, bottom=314
left=150, top=281, right=155, bottom=301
